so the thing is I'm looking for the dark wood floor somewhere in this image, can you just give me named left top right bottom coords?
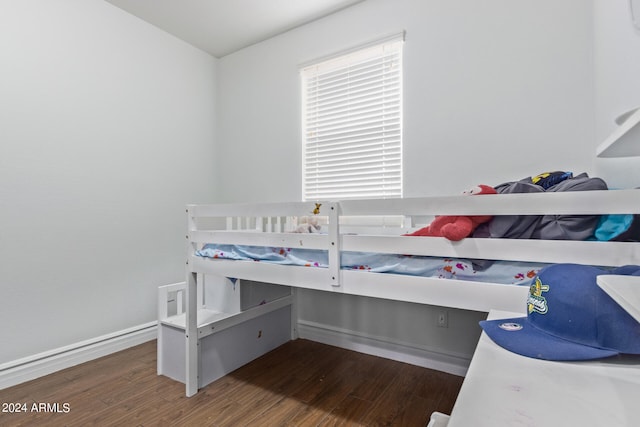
left=0, top=339, right=463, bottom=426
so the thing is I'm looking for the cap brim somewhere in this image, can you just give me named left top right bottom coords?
left=479, top=317, right=619, bottom=361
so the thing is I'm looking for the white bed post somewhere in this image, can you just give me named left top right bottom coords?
left=185, top=272, right=199, bottom=397
left=185, top=207, right=199, bottom=397
left=290, top=287, right=299, bottom=340
left=327, top=202, right=341, bottom=287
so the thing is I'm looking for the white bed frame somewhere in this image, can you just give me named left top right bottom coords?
left=159, top=190, right=640, bottom=396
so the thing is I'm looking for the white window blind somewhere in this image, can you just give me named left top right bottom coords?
left=301, top=35, right=403, bottom=201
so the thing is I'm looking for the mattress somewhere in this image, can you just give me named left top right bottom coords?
left=196, top=244, right=548, bottom=286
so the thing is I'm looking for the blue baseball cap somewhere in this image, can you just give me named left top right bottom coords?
left=480, top=263, right=640, bottom=361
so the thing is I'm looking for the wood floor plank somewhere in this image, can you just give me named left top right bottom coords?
left=435, top=373, right=465, bottom=415
left=317, top=394, right=373, bottom=426
left=349, top=358, right=397, bottom=402
left=0, top=339, right=464, bottom=426
left=360, top=363, right=427, bottom=426
left=287, top=375, right=356, bottom=426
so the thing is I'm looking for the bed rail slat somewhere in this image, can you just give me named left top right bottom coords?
left=339, top=189, right=640, bottom=216
left=188, top=201, right=330, bottom=218
left=189, top=257, right=337, bottom=291
left=189, top=230, right=329, bottom=249
left=342, top=235, right=640, bottom=266
left=340, top=270, right=528, bottom=313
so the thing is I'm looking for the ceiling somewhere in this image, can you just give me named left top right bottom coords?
left=105, top=0, right=365, bottom=58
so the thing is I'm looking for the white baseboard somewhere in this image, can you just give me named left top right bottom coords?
left=1, top=319, right=467, bottom=390
left=297, top=320, right=470, bottom=377
left=0, top=322, right=157, bottom=390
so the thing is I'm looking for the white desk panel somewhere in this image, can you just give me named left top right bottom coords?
left=448, top=310, right=640, bottom=427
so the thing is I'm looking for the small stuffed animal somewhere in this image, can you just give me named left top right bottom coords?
left=405, top=185, right=497, bottom=241
left=292, top=216, right=321, bottom=233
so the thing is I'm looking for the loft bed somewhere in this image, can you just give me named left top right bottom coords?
left=159, top=187, right=640, bottom=397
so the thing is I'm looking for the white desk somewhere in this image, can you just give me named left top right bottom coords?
left=447, top=310, right=640, bottom=427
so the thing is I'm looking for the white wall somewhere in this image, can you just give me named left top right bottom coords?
left=0, top=0, right=216, bottom=364
left=593, top=0, right=640, bottom=188
left=216, top=0, right=595, bottom=360
left=217, top=0, right=595, bottom=202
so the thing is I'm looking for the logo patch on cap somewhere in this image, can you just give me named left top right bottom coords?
left=498, top=322, right=524, bottom=331
left=527, top=277, right=549, bottom=315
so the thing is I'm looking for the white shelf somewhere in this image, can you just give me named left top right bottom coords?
left=597, top=275, right=640, bottom=323
left=160, top=296, right=293, bottom=339
left=596, top=107, right=640, bottom=157
left=160, top=308, right=235, bottom=330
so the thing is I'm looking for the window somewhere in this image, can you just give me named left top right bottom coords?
left=301, top=34, right=403, bottom=201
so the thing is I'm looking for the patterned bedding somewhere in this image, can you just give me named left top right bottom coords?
left=196, top=244, right=547, bottom=286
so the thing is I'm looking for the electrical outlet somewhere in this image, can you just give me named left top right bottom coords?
left=437, top=311, right=448, bottom=328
